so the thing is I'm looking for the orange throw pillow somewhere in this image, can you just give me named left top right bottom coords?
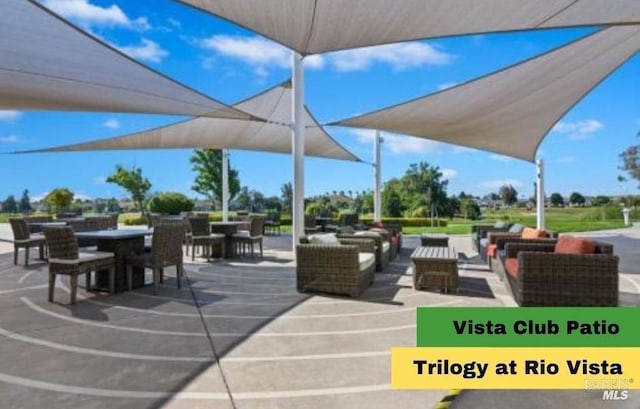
left=554, top=235, right=596, bottom=254
left=521, top=227, right=548, bottom=239
left=504, top=258, right=519, bottom=279
left=486, top=244, right=498, bottom=258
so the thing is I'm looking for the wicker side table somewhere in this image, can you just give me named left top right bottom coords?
left=420, top=234, right=449, bottom=247
left=411, top=246, right=459, bottom=293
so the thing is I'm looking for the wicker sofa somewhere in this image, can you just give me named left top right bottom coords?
left=471, top=221, right=511, bottom=253
left=296, top=235, right=376, bottom=297
left=337, top=231, right=390, bottom=271
left=500, top=236, right=618, bottom=306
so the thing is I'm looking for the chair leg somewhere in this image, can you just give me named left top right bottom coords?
left=176, top=263, right=182, bottom=289
left=159, top=268, right=164, bottom=283
left=14, top=247, right=18, bottom=265
left=24, top=247, right=29, bottom=266
left=85, top=272, right=91, bottom=291
left=260, top=240, right=263, bottom=258
left=192, top=243, right=196, bottom=261
left=126, top=265, right=133, bottom=291
left=108, top=267, right=115, bottom=294
left=70, top=274, right=78, bottom=305
left=48, top=272, right=56, bottom=302
left=153, top=268, right=159, bottom=295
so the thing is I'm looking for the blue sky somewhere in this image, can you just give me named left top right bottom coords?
left=1, top=0, right=639, bottom=203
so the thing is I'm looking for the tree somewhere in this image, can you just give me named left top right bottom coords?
left=190, top=149, right=240, bottom=210
left=106, top=165, right=152, bottom=217
left=149, top=192, right=195, bottom=215
left=19, top=189, right=31, bottom=213
left=619, top=131, right=640, bottom=189
left=401, top=162, right=449, bottom=224
left=569, top=192, right=585, bottom=207
left=460, top=198, right=481, bottom=220
left=549, top=192, right=564, bottom=207
left=593, top=195, right=611, bottom=207
left=280, top=182, right=292, bottom=214
left=44, top=188, right=74, bottom=214
left=2, top=195, right=18, bottom=213
left=499, top=184, right=518, bottom=207
left=382, top=180, right=405, bottom=217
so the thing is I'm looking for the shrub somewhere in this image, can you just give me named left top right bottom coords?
left=122, top=215, right=147, bottom=226
left=149, top=192, right=194, bottom=215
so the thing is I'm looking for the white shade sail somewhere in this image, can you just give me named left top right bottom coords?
left=333, top=26, right=640, bottom=162
left=176, top=0, right=640, bottom=55
left=0, top=0, right=253, bottom=119
left=14, top=81, right=360, bottom=162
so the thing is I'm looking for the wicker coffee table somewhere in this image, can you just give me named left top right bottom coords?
left=420, top=234, right=449, bottom=247
left=411, top=246, right=459, bottom=293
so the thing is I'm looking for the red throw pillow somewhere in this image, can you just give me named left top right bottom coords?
left=554, top=235, right=596, bottom=254
left=522, top=227, right=548, bottom=239
left=504, top=258, right=519, bottom=279
left=486, top=244, right=498, bottom=258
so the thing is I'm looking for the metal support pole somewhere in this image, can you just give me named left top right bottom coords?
left=536, top=158, right=545, bottom=230
left=222, top=149, right=229, bottom=222
left=292, top=52, right=305, bottom=252
left=373, top=131, right=382, bottom=223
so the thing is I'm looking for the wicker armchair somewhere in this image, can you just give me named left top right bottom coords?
left=43, top=226, right=115, bottom=304
left=232, top=215, right=266, bottom=258
left=501, top=240, right=618, bottom=306
left=471, top=223, right=511, bottom=252
left=337, top=231, right=389, bottom=271
left=126, top=223, right=185, bottom=295
left=296, top=236, right=375, bottom=297
left=9, top=218, right=46, bottom=266
left=188, top=216, right=225, bottom=261
left=304, top=214, right=321, bottom=234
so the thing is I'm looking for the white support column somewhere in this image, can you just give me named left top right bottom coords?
left=292, top=52, right=305, bottom=251
left=536, top=158, right=545, bottom=230
left=373, top=130, right=382, bottom=223
left=222, top=149, right=229, bottom=222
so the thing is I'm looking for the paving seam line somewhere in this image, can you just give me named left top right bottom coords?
left=434, top=389, right=462, bottom=409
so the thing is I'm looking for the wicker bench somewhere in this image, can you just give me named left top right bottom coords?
left=411, top=246, right=459, bottom=293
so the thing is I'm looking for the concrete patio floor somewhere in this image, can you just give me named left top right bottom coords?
left=0, top=224, right=638, bottom=409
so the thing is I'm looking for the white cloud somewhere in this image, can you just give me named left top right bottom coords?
left=0, top=135, right=20, bottom=143
left=352, top=129, right=447, bottom=155
left=117, top=39, right=168, bottom=63
left=451, top=146, right=477, bottom=154
left=199, top=35, right=291, bottom=73
left=42, top=0, right=150, bottom=30
left=329, top=42, right=453, bottom=72
left=440, top=169, right=458, bottom=181
left=490, top=154, right=514, bottom=162
left=479, top=179, right=524, bottom=190
left=551, top=119, right=603, bottom=141
left=436, top=82, right=458, bottom=91
left=556, top=156, right=576, bottom=164
left=167, top=18, right=182, bottom=29
left=0, top=111, right=21, bottom=122
left=103, top=118, right=120, bottom=129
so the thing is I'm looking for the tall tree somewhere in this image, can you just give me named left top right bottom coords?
left=549, top=192, right=564, bottom=207
left=619, top=131, right=640, bottom=189
left=190, top=149, right=240, bottom=210
left=280, top=182, right=292, bottom=214
left=2, top=195, right=18, bottom=213
left=382, top=179, right=405, bottom=217
left=402, top=162, right=449, bottom=223
left=44, top=188, right=74, bottom=214
left=569, top=192, right=586, bottom=206
left=19, top=189, right=32, bottom=213
left=499, top=184, right=518, bottom=207
left=106, top=165, right=152, bottom=216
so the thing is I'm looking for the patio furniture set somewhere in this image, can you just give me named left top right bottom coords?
left=472, top=221, right=619, bottom=306
left=9, top=213, right=268, bottom=304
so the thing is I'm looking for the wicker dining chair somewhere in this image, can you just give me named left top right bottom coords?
left=232, top=215, right=266, bottom=258
left=9, top=218, right=46, bottom=266
left=188, top=216, right=225, bottom=261
left=43, top=227, right=115, bottom=305
left=126, top=223, right=185, bottom=295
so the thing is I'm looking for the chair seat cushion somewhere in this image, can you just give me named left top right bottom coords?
left=554, top=235, right=595, bottom=254
left=508, top=223, right=525, bottom=233
left=382, top=242, right=390, bottom=253
left=504, top=258, right=519, bottom=279
left=308, top=233, right=340, bottom=245
left=479, top=238, right=489, bottom=248
left=522, top=227, right=548, bottom=239
left=50, top=250, right=114, bottom=265
left=494, top=221, right=509, bottom=228
left=358, top=252, right=375, bottom=271
left=486, top=244, right=498, bottom=258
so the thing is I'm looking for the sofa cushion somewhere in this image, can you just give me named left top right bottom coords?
left=486, top=244, right=498, bottom=259
left=504, top=258, right=519, bottom=279
left=308, top=233, right=340, bottom=245
left=508, top=223, right=525, bottom=233
left=354, top=231, right=381, bottom=238
left=522, top=227, right=548, bottom=239
left=554, top=235, right=595, bottom=254
left=358, top=252, right=375, bottom=271
left=479, top=238, right=489, bottom=248
left=494, top=221, right=509, bottom=228
left=382, top=242, right=390, bottom=253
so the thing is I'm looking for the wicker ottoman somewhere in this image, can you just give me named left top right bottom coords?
left=411, top=246, right=459, bottom=293
left=420, top=234, right=450, bottom=247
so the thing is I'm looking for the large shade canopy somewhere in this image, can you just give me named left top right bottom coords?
left=333, top=26, right=640, bottom=162
left=176, top=0, right=640, bottom=55
left=0, top=0, right=253, bottom=119
left=14, top=81, right=359, bottom=162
